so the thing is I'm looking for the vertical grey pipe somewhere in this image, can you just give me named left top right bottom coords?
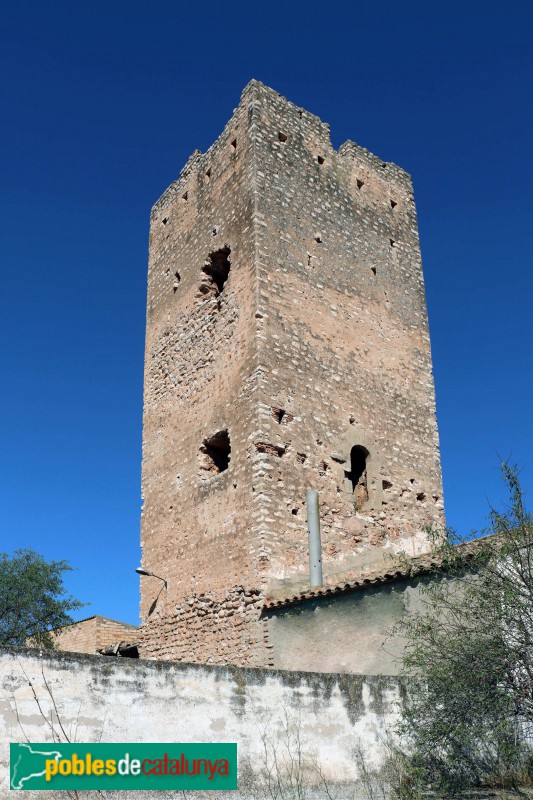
left=306, top=489, right=323, bottom=588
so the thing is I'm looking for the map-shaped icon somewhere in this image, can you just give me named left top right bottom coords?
left=11, top=743, right=63, bottom=790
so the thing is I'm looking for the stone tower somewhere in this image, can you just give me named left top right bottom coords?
left=139, top=81, right=444, bottom=665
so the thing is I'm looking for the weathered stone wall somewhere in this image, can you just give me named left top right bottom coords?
left=140, top=80, right=444, bottom=665
left=0, top=647, right=404, bottom=798
left=141, top=84, right=264, bottom=657
left=52, top=616, right=138, bottom=655
left=140, top=586, right=268, bottom=665
left=249, top=84, right=443, bottom=589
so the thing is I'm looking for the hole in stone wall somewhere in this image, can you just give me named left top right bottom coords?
left=271, top=407, right=293, bottom=425
left=371, top=267, right=377, bottom=276
left=201, top=246, right=231, bottom=296
left=382, top=480, right=393, bottom=490
left=255, top=442, right=286, bottom=457
left=318, top=460, right=329, bottom=476
left=390, top=239, right=396, bottom=248
left=356, top=179, right=364, bottom=189
left=349, top=416, right=356, bottom=425
left=390, top=199, right=397, bottom=208
left=205, top=168, right=211, bottom=180
left=317, top=155, right=325, bottom=165
left=173, top=271, right=181, bottom=292
left=278, top=132, right=287, bottom=142
left=231, top=138, right=237, bottom=149
left=345, top=445, right=369, bottom=510
left=199, top=430, right=231, bottom=476
left=182, top=191, right=188, bottom=201
left=315, top=233, right=322, bottom=243
left=416, top=492, right=426, bottom=502
left=273, top=408, right=286, bottom=424
left=257, top=555, right=269, bottom=570
left=296, top=452, right=307, bottom=464
left=291, top=508, right=299, bottom=516
left=162, top=217, right=168, bottom=225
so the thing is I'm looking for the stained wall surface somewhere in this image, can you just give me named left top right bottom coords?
left=140, top=81, right=444, bottom=665
left=1, top=647, right=404, bottom=798
left=264, top=574, right=463, bottom=675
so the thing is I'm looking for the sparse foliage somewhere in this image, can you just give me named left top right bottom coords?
left=397, top=462, right=533, bottom=796
left=253, top=708, right=328, bottom=800
left=12, top=662, right=107, bottom=799
left=0, top=549, right=85, bottom=647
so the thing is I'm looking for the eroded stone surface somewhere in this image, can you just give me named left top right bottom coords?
left=140, top=81, right=444, bottom=665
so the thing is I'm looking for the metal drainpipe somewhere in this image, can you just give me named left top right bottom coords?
left=306, top=489, right=323, bottom=588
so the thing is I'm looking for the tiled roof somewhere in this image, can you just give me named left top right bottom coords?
left=263, top=538, right=487, bottom=610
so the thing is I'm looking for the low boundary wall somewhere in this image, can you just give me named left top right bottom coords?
left=0, top=646, right=404, bottom=798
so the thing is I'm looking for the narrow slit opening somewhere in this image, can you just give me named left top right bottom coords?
left=345, top=445, right=369, bottom=510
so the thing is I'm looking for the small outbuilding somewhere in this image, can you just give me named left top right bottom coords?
left=50, top=615, right=138, bottom=657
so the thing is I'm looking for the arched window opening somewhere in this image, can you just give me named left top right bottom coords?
left=345, top=445, right=369, bottom=510
left=201, top=246, right=231, bottom=297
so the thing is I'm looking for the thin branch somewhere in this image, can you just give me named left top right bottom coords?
left=41, top=665, right=70, bottom=742
left=11, top=695, right=29, bottom=743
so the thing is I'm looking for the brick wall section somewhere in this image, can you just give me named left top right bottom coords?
left=52, top=616, right=138, bottom=655
left=140, top=80, right=444, bottom=666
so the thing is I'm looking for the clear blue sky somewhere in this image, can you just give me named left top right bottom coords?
left=1, top=1, right=531, bottom=625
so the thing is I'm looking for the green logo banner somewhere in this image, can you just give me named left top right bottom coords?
left=10, top=742, right=237, bottom=791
